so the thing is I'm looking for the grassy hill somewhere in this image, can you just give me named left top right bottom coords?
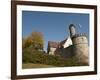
left=22, top=48, right=86, bottom=69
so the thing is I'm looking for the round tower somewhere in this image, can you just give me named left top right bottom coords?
left=69, top=24, right=89, bottom=65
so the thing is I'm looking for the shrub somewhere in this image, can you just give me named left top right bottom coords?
left=23, top=48, right=85, bottom=67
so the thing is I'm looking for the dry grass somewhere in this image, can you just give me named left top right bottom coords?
left=22, top=63, right=55, bottom=69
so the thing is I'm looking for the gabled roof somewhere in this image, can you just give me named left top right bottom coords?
left=48, top=41, right=60, bottom=48
left=48, top=37, right=72, bottom=49
left=60, top=38, right=67, bottom=46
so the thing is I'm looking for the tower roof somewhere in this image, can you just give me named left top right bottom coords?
left=69, top=24, right=76, bottom=29
left=60, top=38, right=67, bottom=46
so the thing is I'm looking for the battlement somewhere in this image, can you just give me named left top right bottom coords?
left=71, top=33, right=86, bottom=39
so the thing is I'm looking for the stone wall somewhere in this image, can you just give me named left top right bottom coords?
left=73, top=43, right=89, bottom=64
left=72, top=35, right=89, bottom=64
left=55, top=45, right=74, bottom=58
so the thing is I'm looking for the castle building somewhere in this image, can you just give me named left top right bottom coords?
left=47, top=37, right=72, bottom=55
left=47, top=24, right=89, bottom=64
left=47, top=41, right=60, bottom=55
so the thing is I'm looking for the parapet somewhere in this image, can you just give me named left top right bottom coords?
left=71, top=33, right=86, bottom=39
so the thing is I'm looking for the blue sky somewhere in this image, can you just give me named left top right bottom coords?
left=22, top=11, right=89, bottom=51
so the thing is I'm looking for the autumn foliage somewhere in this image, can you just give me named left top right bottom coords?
left=22, top=31, right=44, bottom=50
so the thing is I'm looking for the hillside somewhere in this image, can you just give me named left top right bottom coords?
left=22, top=48, right=86, bottom=69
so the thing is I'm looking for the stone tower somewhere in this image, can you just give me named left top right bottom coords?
left=69, top=24, right=76, bottom=37
left=69, top=24, right=89, bottom=64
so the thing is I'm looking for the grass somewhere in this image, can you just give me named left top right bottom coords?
left=22, top=63, right=55, bottom=69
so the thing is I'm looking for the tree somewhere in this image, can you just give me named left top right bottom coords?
left=31, top=31, right=44, bottom=50
left=22, top=31, right=44, bottom=51
left=22, top=37, right=33, bottom=49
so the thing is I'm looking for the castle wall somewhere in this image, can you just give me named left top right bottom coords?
left=72, top=35, right=89, bottom=64
left=73, top=44, right=89, bottom=64
left=55, top=45, right=74, bottom=58
left=62, top=45, right=74, bottom=58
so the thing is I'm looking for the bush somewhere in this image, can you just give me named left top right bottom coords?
left=23, top=48, right=85, bottom=67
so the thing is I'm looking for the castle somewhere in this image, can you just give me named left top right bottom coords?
left=47, top=24, right=89, bottom=64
